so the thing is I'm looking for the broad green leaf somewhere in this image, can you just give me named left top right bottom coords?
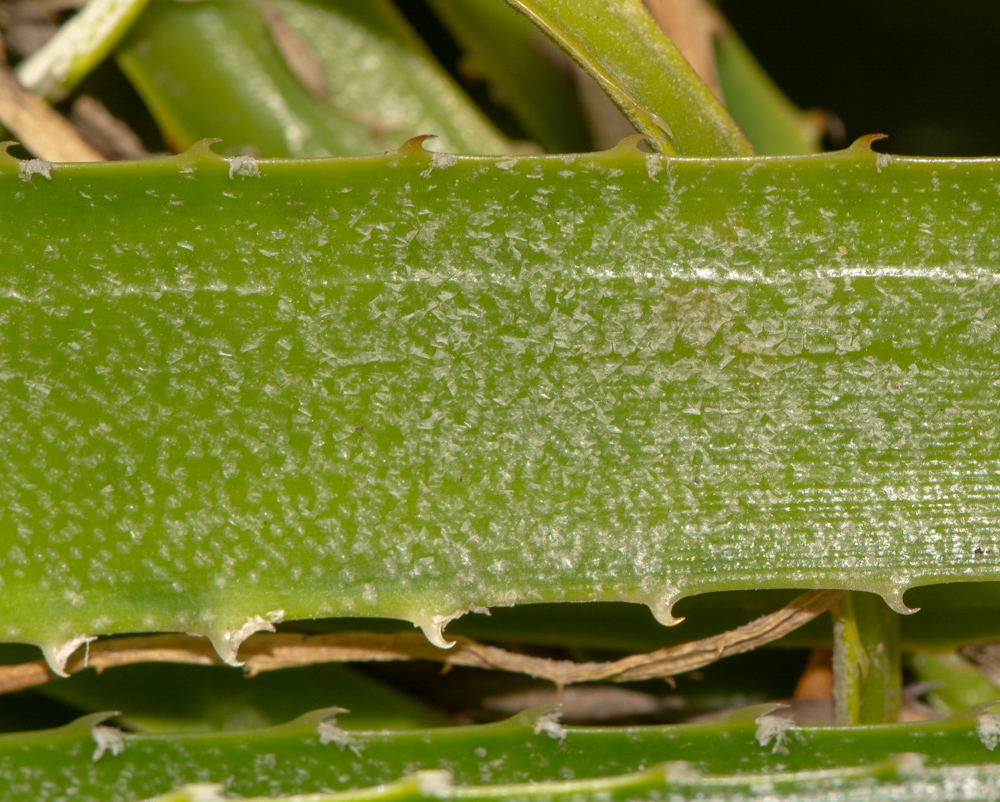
left=7, top=703, right=1000, bottom=801
left=35, top=662, right=449, bottom=733
left=2, top=140, right=1000, bottom=672
left=424, top=0, right=590, bottom=153
left=502, top=0, right=752, bottom=155
left=116, top=0, right=512, bottom=157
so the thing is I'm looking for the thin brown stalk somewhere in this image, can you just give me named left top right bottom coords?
left=0, top=590, right=843, bottom=694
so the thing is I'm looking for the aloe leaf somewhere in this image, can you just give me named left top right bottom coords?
left=141, top=761, right=1000, bottom=802
left=2, top=139, right=1000, bottom=671
left=503, top=0, right=752, bottom=155
left=34, top=662, right=449, bottom=732
left=116, top=0, right=511, bottom=157
left=8, top=703, right=1000, bottom=800
left=424, top=0, right=590, bottom=153
left=713, top=25, right=824, bottom=155
left=15, top=0, right=151, bottom=102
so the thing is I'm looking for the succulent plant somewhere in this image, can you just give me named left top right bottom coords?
left=1, top=1, right=1000, bottom=800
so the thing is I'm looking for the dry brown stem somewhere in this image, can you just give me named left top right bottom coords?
left=0, top=589, right=844, bottom=695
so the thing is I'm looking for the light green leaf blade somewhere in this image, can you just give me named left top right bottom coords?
left=116, top=0, right=512, bottom=157
left=502, top=0, right=752, bottom=155
left=7, top=704, right=1000, bottom=800
left=2, top=141, right=1000, bottom=669
left=908, top=652, right=1000, bottom=714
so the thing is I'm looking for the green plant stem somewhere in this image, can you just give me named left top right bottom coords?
left=833, top=592, right=901, bottom=724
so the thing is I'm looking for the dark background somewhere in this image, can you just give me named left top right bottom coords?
left=719, top=0, right=1000, bottom=155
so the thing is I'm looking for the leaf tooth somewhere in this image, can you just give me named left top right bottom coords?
left=40, top=634, right=97, bottom=677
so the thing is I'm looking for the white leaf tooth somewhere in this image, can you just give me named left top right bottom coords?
left=754, top=712, right=795, bottom=755
left=532, top=707, right=566, bottom=741
left=877, top=583, right=919, bottom=615
left=207, top=610, right=284, bottom=666
left=977, top=712, right=1000, bottom=751
left=646, top=589, right=685, bottom=627
left=412, top=608, right=479, bottom=650
left=41, top=634, right=97, bottom=677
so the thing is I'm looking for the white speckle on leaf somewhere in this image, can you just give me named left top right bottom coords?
left=91, top=724, right=124, bottom=762
left=18, top=159, right=52, bottom=182
left=496, top=158, right=518, bottom=171
left=317, top=709, right=362, bottom=756
left=533, top=708, right=566, bottom=741
left=229, top=155, right=260, bottom=178
left=431, top=153, right=456, bottom=170
left=755, top=713, right=796, bottom=754
left=875, top=153, right=891, bottom=173
left=414, top=770, right=453, bottom=794
left=977, top=712, right=1000, bottom=750
left=645, top=153, right=664, bottom=181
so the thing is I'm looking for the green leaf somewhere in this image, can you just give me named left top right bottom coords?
left=140, top=760, right=1000, bottom=802
left=35, top=662, right=449, bottom=733
left=116, top=0, right=513, bottom=156
left=7, top=703, right=1000, bottom=800
left=2, top=140, right=1000, bottom=672
left=908, top=651, right=1000, bottom=714
left=502, top=0, right=752, bottom=155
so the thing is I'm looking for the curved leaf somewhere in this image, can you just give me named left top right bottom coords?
left=502, top=0, right=752, bottom=155
left=116, top=0, right=512, bottom=156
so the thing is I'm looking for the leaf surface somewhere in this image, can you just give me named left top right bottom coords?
left=1, top=141, right=1000, bottom=668
left=7, top=704, right=1000, bottom=801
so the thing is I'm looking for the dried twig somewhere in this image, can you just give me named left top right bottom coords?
left=0, top=589, right=843, bottom=694
left=71, top=95, right=151, bottom=159
left=0, top=64, right=102, bottom=161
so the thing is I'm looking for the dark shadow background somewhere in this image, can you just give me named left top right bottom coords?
left=718, top=0, right=1000, bottom=155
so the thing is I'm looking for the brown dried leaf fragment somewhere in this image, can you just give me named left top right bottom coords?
left=258, top=0, right=330, bottom=104
left=71, top=95, right=152, bottom=159
left=643, top=0, right=725, bottom=99
left=0, top=65, right=101, bottom=160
